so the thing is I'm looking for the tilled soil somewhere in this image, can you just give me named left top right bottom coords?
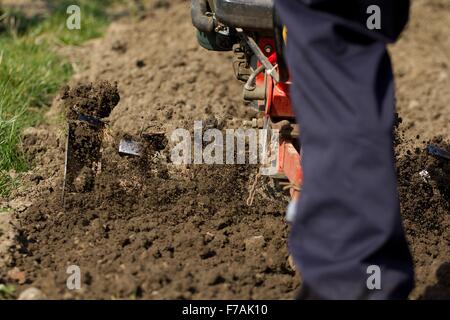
left=391, top=0, right=450, bottom=299
left=397, top=137, right=450, bottom=299
left=0, top=0, right=449, bottom=299
left=9, top=142, right=293, bottom=299
left=1, top=1, right=295, bottom=299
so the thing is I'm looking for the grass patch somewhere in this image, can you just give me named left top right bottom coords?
left=0, top=284, right=16, bottom=299
left=0, top=0, right=118, bottom=197
left=0, top=39, right=72, bottom=172
left=0, top=171, right=20, bottom=198
left=30, top=0, right=115, bottom=45
left=0, top=206, right=11, bottom=214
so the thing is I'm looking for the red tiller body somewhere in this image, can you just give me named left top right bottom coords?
left=257, top=38, right=303, bottom=199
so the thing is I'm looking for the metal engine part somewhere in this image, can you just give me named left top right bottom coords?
left=212, top=0, right=274, bottom=31
left=62, top=115, right=105, bottom=205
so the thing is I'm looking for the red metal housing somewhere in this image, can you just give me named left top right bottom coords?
left=257, top=38, right=303, bottom=198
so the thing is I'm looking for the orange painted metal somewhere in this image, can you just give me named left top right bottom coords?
left=258, top=38, right=302, bottom=198
left=271, top=82, right=294, bottom=118
left=277, top=140, right=303, bottom=199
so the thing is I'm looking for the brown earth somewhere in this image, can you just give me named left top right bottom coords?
left=0, top=0, right=449, bottom=299
left=62, top=81, right=120, bottom=120
left=391, top=0, right=450, bottom=299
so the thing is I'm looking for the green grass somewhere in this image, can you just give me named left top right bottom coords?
left=0, top=284, right=16, bottom=299
left=0, top=171, right=20, bottom=197
left=30, top=0, right=115, bottom=45
left=0, top=0, right=119, bottom=197
left=0, top=206, right=11, bottom=214
left=0, top=39, right=72, bottom=168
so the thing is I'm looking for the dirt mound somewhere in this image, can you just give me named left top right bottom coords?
left=62, top=81, right=120, bottom=120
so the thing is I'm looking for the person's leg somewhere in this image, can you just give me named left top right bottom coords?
left=275, top=0, right=414, bottom=299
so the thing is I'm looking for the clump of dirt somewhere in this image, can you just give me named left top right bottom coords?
left=62, top=81, right=120, bottom=120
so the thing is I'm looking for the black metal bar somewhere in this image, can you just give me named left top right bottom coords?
left=427, top=145, right=450, bottom=160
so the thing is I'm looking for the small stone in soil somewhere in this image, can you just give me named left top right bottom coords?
left=136, top=60, right=146, bottom=68
left=18, top=287, right=47, bottom=300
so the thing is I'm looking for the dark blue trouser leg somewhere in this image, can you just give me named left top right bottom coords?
left=275, top=0, right=414, bottom=299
